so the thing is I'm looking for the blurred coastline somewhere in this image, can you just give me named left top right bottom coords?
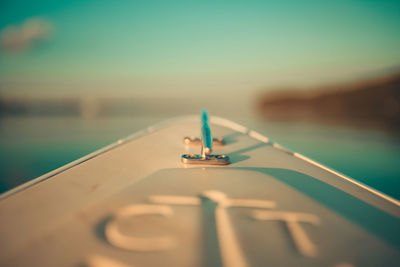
left=1, top=71, right=400, bottom=133
left=258, top=72, right=400, bottom=133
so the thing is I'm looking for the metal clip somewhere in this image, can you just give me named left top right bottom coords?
left=181, top=109, right=230, bottom=165
left=183, top=136, right=225, bottom=146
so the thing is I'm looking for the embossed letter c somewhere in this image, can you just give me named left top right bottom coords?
left=105, top=204, right=176, bottom=251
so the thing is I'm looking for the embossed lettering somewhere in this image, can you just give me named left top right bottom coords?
left=149, top=190, right=275, bottom=267
left=251, top=210, right=320, bottom=258
left=105, top=204, right=176, bottom=251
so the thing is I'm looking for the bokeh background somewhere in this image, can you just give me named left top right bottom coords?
left=1, top=0, right=399, bottom=198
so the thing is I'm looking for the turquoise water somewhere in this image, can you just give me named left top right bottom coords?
left=0, top=115, right=399, bottom=200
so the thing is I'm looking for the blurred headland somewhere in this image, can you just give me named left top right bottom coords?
left=257, top=72, right=400, bottom=133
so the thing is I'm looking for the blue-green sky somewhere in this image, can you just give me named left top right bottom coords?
left=0, top=0, right=399, bottom=97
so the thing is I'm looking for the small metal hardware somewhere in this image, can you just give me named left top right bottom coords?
left=181, top=109, right=230, bottom=165
left=181, top=154, right=230, bottom=165
left=183, top=136, right=225, bottom=146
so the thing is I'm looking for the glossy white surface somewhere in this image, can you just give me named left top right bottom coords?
left=0, top=116, right=399, bottom=266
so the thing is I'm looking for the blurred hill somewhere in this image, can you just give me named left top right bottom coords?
left=257, top=72, right=400, bottom=132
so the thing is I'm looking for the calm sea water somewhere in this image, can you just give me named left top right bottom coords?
left=1, top=115, right=399, bottom=200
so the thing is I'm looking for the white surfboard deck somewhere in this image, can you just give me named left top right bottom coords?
left=0, top=115, right=399, bottom=267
